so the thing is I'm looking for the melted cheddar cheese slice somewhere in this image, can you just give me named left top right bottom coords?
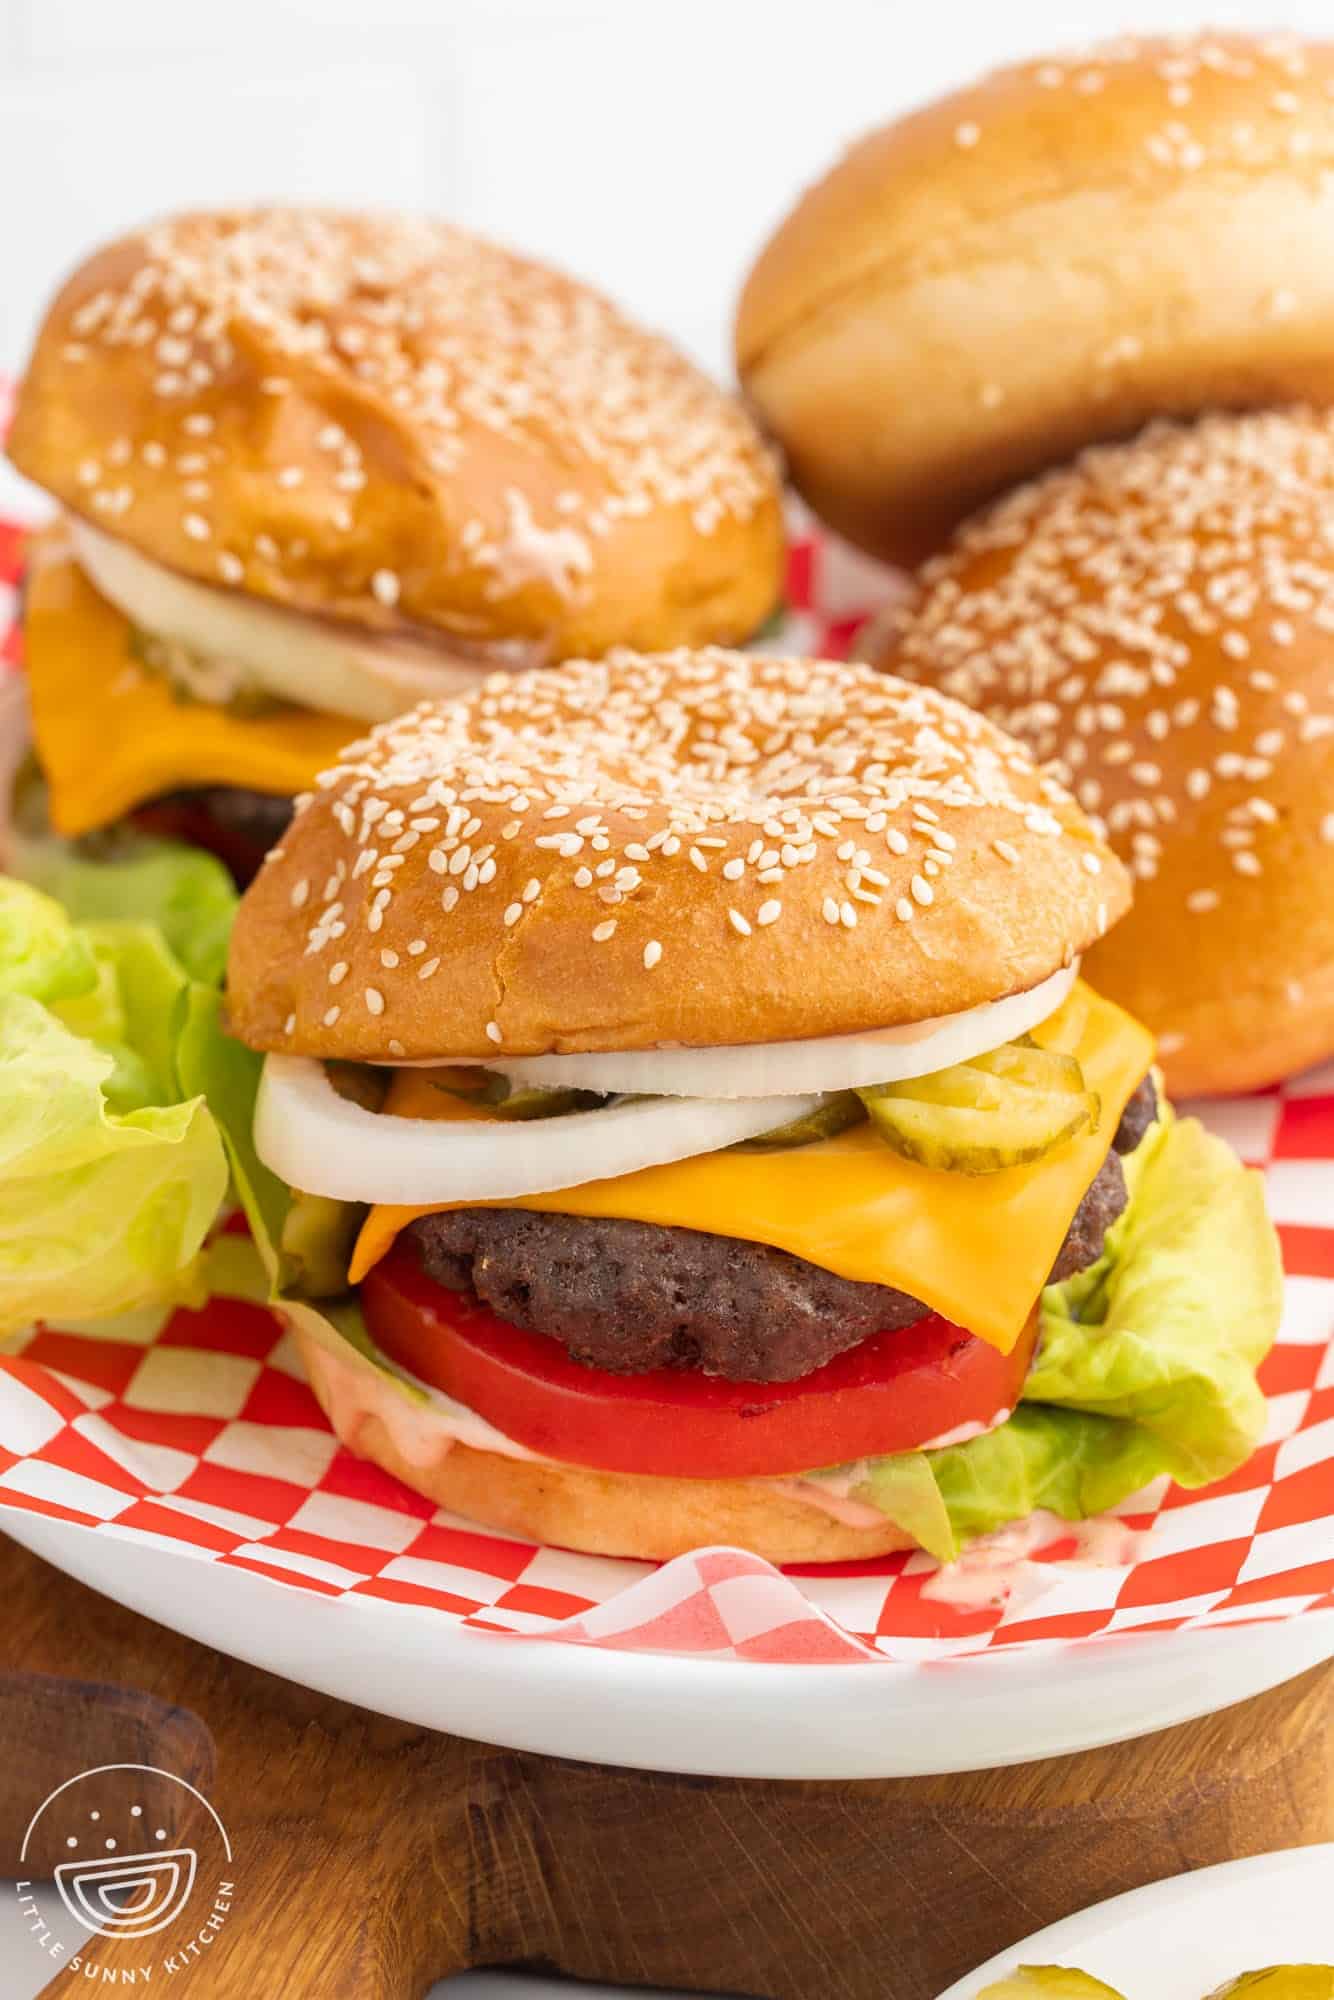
left=23, top=548, right=356, bottom=836
left=350, top=982, right=1155, bottom=1352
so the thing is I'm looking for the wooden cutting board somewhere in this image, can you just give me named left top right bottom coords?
left=3, top=1532, right=1331, bottom=2000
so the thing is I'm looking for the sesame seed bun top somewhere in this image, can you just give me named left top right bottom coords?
left=871, top=406, right=1334, bottom=1097
left=225, top=648, right=1128, bottom=1060
left=736, top=31, right=1334, bottom=565
left=9, top=208, right=783, bottom=660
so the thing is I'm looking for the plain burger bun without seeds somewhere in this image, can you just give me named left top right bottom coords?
left=736, top=32, right=1334, bottom=565
left=10, top=207, right=784, bottom=661
left=226, top=647, right=1129, bottom=1062
left=292, top=1322, right=917, bottom=1563
left=870, top=408, right=1334, bottom=1098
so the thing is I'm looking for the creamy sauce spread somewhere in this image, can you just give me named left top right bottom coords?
left=303, top=1346, right=1152, bottom=1582
left=921, top=1508, right=1154, bottom=1609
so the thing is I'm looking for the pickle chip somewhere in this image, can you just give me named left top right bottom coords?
left=485, top=1077, right=611, bottom=1120
left=857, top=1039, right=1100, bottom=1174
left=1207, top=1973, right=1334, bottom=1999
left=736, top=1091, right=866, bottom=1151
left=976, top=1968, right=1127, bottom=1999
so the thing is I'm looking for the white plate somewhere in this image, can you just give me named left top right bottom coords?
left=940, top=1844, right=1334, bottom=1998
left=7, top=1511, right=1334, bottom=1779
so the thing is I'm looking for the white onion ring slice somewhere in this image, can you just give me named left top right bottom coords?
left=483, top=964, right=1079, bottom=1100
left=255, top=1057, right=824, bottom=1205
left=70, top=520, right=499, bottom=725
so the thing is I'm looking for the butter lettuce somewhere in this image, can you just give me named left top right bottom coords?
left=15, top=834, right=237, bottom=988
left=838, top=1114, right=1282, bottom=1559
left=0, top=877, right=233, bottom=1334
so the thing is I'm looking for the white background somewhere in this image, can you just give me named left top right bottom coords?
left=4, top=0, right=1334, bottom=385
left=2, top=0, right=1332, bottom=1994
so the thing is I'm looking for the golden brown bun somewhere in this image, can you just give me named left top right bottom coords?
left=736, top=33, right=1334, bottom=565
left=294, top=1324, right=912, bottom=1563
left=10, top=208, right=783, bottom=658
left=226, top=648, right=1128, bottom=1059
left=873, top=408, right=1334, bottom=1097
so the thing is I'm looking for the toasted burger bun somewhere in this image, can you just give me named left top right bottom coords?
left=871, top=408, right=1334, bottom=1098
left=736, top=33, right=1334, bottom=565
left=9, top=208, right=783, bottom=660
left=294, top=1324, right=913, bottom=1563
left=226, top=648, right=1128, bottom=1060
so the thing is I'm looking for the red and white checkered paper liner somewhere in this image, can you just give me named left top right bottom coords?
left=0, top=511, right=1331, bottom=1668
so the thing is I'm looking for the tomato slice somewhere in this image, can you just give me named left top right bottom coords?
left=360, top=1243, right=1037, bottom=1479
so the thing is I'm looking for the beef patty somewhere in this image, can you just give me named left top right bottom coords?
left=407, top=1074, right=1155, bottom=1384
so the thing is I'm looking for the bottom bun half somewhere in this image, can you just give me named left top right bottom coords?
left=294, top=1323, right=914, bottom=1564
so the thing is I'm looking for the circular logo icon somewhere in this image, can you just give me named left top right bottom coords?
left=15, top=1764, right=235, bottom=1980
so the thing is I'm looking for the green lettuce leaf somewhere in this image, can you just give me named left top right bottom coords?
left=0, top=989, right=227, bottom=1333
left=837, top=1115, right=1282, bottom=1559
left=13, top=815, right=237, bottom=988
left=0, top=877, right=236, bottom=1334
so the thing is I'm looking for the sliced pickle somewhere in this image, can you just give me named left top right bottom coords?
left=1208, top=1975, right=1334, bottom=2000
left=856, top=1040, right=1099, bottom=1175
left=280, top=1189, right=363, bottom=1298
left=478, top=1073, right=611, bottom=1120
left=326, top=1060, right=390, bottom=1114
left=735, top=1091, right=867, bottom=1151
left=977, top=1972, right=1127, bottom=2000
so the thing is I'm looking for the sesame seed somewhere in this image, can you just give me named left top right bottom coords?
left=910, top=874, right=933, bottom=906
left=722, top=857, right=745, bottom=881
left=1187, top=888, right=1220, bottom=912
left=727, top=909, right=752, bottom=937
left=323, top=1006, right=340, bottom=1027
left=485, top=1020, right=502, bottom=1044
left=644, top=938, right=663, bottom=966
left=895, top=897, right=914, bottom=921
left=504, top=902, right=523, bottom=926
left=328, top=961, right=348, bottom=986
left=418, top=956, right=440, bottom=978
left=592, top=919, right=617, bottom=942
left=183, top=512, right=210, bottom=541
left=371, top=568, right=401, bottom=607
left=757, top=899, right=781, bottom=925
left=821, top=897, right=840, bottom=925
left=365, top=987, right=385, bottom=1015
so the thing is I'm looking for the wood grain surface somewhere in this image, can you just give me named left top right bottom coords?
left=2, top=1531, right=1330, bottom=2000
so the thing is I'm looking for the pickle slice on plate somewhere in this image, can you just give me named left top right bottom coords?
left=977, top=1971, right=1127, bottom=2000
left=735, top=1091, right=867, bottom=1151
left=857, top=1040, right=1099, bottom=1174
left=1208, top=1974, right=1334, bottom=1999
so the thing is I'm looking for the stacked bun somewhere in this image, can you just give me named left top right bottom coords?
left=738, top=33, right=1334, bottom=1093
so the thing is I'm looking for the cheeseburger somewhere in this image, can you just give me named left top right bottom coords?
left=225, top=651, right=1279, bottom=1563
left=869, top=411, right=1334, bottom=1099
left=735, top=32, right=1334, bottom=566
left=7, top=207, right=782, bottom=882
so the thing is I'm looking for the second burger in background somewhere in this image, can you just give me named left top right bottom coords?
left=218, top=649, right=1280, bottom=1564
left=7, top=206, right=783, bottom=885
